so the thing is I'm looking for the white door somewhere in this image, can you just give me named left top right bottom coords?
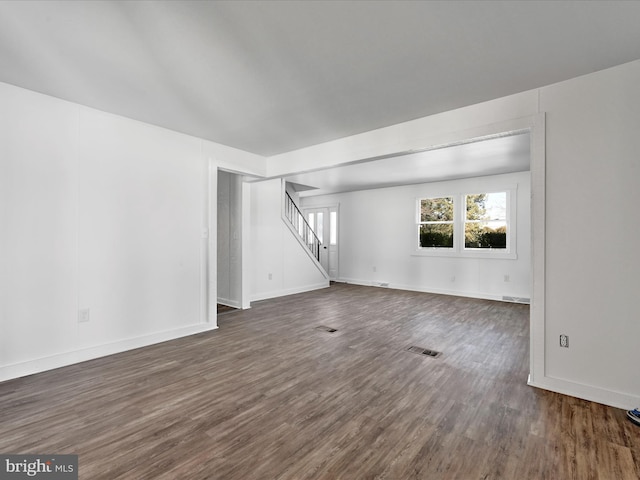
left=304, top=206, right=339, bottom=279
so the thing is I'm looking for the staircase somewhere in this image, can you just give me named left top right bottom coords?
left=284, top=191, right=321, bottom=262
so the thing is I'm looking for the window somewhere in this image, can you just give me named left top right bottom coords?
left=416, top=189, right=515, bottom=258
left=464, top=192, right=507, bottom=249
left=306, top=212, right=314, bottom=238
left=419, top=197, right=454, bottom=248
left=329, top=211, right=337, bottom=245
left=307, top=211, right=323, bottom=243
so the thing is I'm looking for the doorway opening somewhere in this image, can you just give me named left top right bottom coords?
left=217, top=170, right=243, bottom=309
left=281, top=114, right=545, bottom=386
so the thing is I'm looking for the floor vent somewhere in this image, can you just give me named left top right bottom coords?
left=502, top=296, right=531, bottom=304
left=315, top=325, right=337, bottom=333
left=407, top=346, right=441, bottom=358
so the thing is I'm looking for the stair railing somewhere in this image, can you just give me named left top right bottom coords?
left=284, top=191, right=321, bottom=261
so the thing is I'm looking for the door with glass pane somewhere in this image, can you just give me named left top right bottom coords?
left=304, top=206, right=338, bottom=279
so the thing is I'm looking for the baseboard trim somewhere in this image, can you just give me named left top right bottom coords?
left=338, top=277, right=525, bottom=303
left=217, top=297, right=242, bottom=309
left=251, top=281, right=330, bottom=302
left=528, top=375, right=639, bottom=410
left=0, top=323, right=219, bottom=383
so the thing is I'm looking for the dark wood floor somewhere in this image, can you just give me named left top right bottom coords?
left=1, top=283, right=638, bottom=479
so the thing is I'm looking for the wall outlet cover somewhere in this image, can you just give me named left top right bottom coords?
left=78, top=308, right=90, bottom=323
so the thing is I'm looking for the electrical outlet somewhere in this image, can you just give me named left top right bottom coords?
left=268, top=273, right=272, bottom=280
left=78, top=308, right=90, bottom=323
left=504, top=274, right=510, bottom=282
left=559, top=334, right=569, bottom=348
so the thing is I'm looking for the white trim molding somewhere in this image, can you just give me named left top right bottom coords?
left=0, top=323, right=219, bottom=383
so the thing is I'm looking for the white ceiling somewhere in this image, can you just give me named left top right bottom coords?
left=1, top=1, right=640, bottom=158
left=284, top=132, right=531, bottom=197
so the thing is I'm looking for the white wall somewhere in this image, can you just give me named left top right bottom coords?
left=0, top=82, right=264, bottom=381
left=539, top=60, right=640, bottom=403
left=76, top=108, right=205, bottom=345
left=267, top=59, right=640, bottom=409
left=1, top=84, right=80, bottom=368
left=250, top=179, right=329, bottom=301
left=302, top=172, right=530, bottom=301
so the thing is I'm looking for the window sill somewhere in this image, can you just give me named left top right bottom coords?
left=412, top=248, right=517, bottom=260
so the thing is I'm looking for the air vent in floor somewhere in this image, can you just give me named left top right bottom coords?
left=407, top=346, right=441, bottom=358
left=502, top=296, right=530, bottom=304
left=315, top=325, right=337, bottom=333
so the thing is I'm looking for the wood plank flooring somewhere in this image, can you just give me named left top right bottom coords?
left=1, top=283, right=638, bottom=479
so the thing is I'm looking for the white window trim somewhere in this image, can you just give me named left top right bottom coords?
left=417, top=196, right=455, bottom=250
left=413, top=186, right=517, bottom=259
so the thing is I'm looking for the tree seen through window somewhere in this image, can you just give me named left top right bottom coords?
left=419, top=197, right=454, bottom=248
left=464, top=193, right=507, bottom=249
left=418, top=192, right=508, bottom=250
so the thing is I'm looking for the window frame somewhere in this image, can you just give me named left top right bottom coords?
left=414, top=186, right=517, bottom=259
left=463, top=191, right=509, bottom=252
left=417, top=196, right=456, bottom=250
